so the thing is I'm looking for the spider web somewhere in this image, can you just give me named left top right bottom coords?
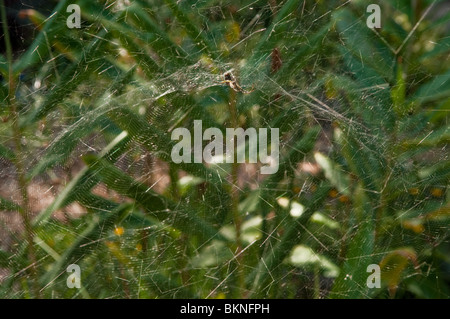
left=0, top=0, right=449, bottom=299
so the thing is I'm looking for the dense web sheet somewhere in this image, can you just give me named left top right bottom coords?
left=0, top=0, right=449, bottom=299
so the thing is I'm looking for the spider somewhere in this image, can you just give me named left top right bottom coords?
left=220, top=70, right=255, bottom=94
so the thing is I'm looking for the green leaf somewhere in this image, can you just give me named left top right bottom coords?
left=81, top=6, right=161, bottom=78
left=0, top=143, right=15, bottom=161
left=327, top=73, right=395, bottom=131
left=401, top=125, right=450, bottom=149
left=163, top=0, right=218, bottom=60
left=0, top=197, right=23, bottom=212
left=82, top=154, right=225, bottom=243
left=245, top=0, right=302, bottom=71
left=24, top=35, right=107, bottom=124
left=0, top=53, right=7, bottom=77
left=33, top=130, right=131, bottom=226
left=333, top=8, right=394, bottom=82
left=391, top=60, right=407, bottom=116
left=12, top=0, right=70, bottom=75
left=248, top=182, right=331, bottom=297
left=189, top=240, right=234, bottom=268
left=40, top=203, right=132, bottom=286
left=276, top=22, right=331, bottom=81
left=329, top=185, right=375, bottom=299
left=106, top=106, right=231, bottom=224
left=259, top=126, right=321, bottom=209
left=335, top=128, right=383, bottom=198
left=417, top=159, right=450, bottom=186
left=411, top=70, right=450, bottom=104
left=314, top=152, right=351, bottom=195
left=126, top=3, right=188, bottom=68
left=0, top=249, right=12, bottom=268
left=420, top=36, right=450, bottom=61
left=27, top=66, right=136, bottom=179
left=287, top=245, right=339, bottom=278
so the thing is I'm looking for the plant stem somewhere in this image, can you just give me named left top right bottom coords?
left=227, top=88, right=245, bottom=297
left=1, top=0, right=40, bottom=298
left=313, top=264, right=320, bottom=299
left=168, top=164, right=191, bottom=287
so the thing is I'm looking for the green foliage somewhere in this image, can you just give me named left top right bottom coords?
left=0, top=0, right=448, bottom=299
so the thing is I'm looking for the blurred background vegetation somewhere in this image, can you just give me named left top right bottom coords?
left=0, top=0, right=449, bottom=299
